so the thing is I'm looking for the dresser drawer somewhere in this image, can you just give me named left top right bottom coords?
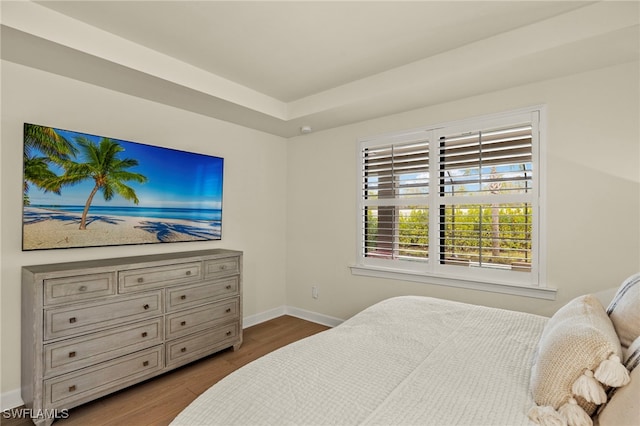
left=166, top=323, right=239, bottom=367
left=44, top=273, right=116, bottom=306
left=203, top=257, right=239, bottom=279
left=166, top=297, right=239, bottom=340
left=44, top=318, right=163, bottom=377
left=44, top=346, right=163, bottom=409
left=44, top=292, right=162, bottom=340
left=166, top=277, right=239, bottom=311
left=119, top=262, right=202, bottom=293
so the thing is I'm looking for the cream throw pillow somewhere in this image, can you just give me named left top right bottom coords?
left=595, top=367, right=639, bottom=426
left=529, top=295, right=630, bottom=426
left=607, top=273, right=640, bottom=350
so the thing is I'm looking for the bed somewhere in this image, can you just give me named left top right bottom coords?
left=171, top=274, right=639, bottom=426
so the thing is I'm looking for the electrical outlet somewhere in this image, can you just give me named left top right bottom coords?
left=312, top=286, right=319, bottom=299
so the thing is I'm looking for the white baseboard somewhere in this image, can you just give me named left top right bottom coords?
left=284, top=306, right=343, bottom=328
left=243, top=305, right=344, bottom=328
left=242, top=305, right=287, bottom=328
left=1, top=388, right=23, bottom=411
left=1, top=305, right=342, bottom=411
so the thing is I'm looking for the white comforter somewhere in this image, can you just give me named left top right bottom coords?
left=172, top=296, right=548, bottom=425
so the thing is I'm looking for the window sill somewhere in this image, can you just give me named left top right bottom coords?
left=349, top=264, right=557, bottom=300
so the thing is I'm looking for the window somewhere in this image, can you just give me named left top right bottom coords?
left=354, top=107, right=551, bottom=297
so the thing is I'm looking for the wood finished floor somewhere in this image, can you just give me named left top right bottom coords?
left=2, top=315, right=329, bottom=426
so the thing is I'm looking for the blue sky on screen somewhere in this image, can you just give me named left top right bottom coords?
left=29, top=127, right=224, bottom=209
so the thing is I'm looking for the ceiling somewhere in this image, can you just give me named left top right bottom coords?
left=1, top=1, right=639, bottom=137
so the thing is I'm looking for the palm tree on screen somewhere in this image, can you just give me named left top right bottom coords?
left=58, top=137, right=148, bottom=230
left=23, top=124, right=77, bottom=205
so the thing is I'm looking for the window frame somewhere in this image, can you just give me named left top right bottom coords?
left=352, top=106, right=554, bottom=299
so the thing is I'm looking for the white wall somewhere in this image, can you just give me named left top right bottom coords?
left=286, top=61, right=640, bottom=320
left=0, top=61, right=288, bottom=398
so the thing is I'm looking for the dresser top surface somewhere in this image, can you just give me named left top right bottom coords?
left=23, top=249, right=242, bottom=274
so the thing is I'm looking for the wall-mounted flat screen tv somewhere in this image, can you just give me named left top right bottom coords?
left=22, top=123, right=224, bottom=251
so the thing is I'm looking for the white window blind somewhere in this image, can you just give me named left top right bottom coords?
left=438, top=124, right=534, bottom=272
left=356, top=107, right=544, bottom=289
left=362, top=140, right=430, bottom=262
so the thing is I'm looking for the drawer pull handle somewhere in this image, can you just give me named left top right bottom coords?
left=143, top=304, right=150, bottom=310
left=180, top=321, right=186, bottom=326
left=69, top=385, right=76, bottom=392
left=143, top=361, right=149, bottom=367
left=220, top=264, right=227, bottom=270
left=186, top=270, right=192, bottom=276
left=180, top=295, right=186, bottom=300
left=141, top=332, right=148, bottom=338
left=68, top=351, right=76, bottom=358
left=181, top=347, right=187, bottom=353
left=69, top=317, right=77, bottom=324
left=225, top=285, right=232, bottom=290
left=226, top=331, right=232, bottom=336
left=137, top=277, right=144, bottom=283
left=225, top=308, right=231, bottom=313
left=78, top=285, right=87, bottom=292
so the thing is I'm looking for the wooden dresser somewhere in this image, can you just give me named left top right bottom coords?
left=21, top=249, right=242, bottom=425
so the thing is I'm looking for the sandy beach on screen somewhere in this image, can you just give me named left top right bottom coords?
left=22, top=207, right=221, bottom=250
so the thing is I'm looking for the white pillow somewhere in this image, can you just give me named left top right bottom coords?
left=607, top=273, right=640, bottom=349
left=623, top=336, right=640, bottom=370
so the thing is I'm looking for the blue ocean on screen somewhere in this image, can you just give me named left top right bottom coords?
left=32, top=205, right=222, bottom=222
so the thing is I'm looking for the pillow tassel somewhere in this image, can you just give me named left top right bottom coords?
left=594, top=354, right=631, bottom=387
left=528, top=405, right=567, bottom=426
left=571, top=370, right=607, bottom=404
left=558, top=398, right=592, bottom=426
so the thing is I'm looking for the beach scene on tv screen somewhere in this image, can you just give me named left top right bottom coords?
left=22, top=123, right=224, bottom=250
